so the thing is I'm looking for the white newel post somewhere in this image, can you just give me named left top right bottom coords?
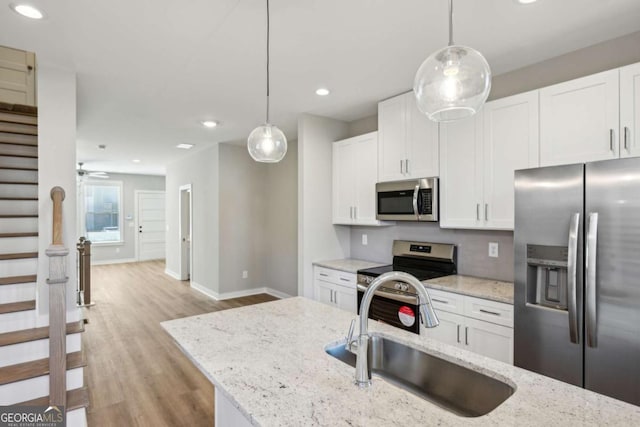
left=47, top=186, right=67, bottom=408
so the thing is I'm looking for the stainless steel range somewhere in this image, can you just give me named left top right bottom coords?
left=357, top=240, right=457, bottom=334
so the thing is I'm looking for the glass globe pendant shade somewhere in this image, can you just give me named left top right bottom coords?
left=247, top=123, right=287, bottom=163
left=414, top=45, right=492, bottom=122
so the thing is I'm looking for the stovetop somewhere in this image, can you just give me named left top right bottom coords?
left=357, top=264, right=450, bottom=282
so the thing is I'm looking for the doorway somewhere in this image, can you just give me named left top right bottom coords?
left=135, top=191, right=166, bottom=261
left=179, top=184, right=192, bottom=281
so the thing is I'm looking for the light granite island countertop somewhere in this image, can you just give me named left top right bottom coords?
left=162, top=297, right=640, bottom=426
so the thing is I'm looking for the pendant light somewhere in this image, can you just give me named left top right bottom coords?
left=413, top=0, right=492, bottom=122
left=248, top=0, right=287, bottom=163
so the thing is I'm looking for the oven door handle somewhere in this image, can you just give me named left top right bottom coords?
left=413, top=184, right=420, bottom=220
left=357, top=284, right=420, bottom=305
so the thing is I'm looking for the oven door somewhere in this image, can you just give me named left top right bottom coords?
left=357, top=287, right=420, bottom=334
left=376, top=180, right=420, bottom=221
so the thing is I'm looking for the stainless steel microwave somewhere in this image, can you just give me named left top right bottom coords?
left=376, top=178, right=438, bottom=221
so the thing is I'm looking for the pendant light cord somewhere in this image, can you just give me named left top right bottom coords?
left=266, top=0, right=271, bottom=124
left=448, top=0, right=454, bottom=46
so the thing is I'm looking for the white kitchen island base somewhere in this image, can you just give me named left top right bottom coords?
left=216, top=388, right=252, bottom=427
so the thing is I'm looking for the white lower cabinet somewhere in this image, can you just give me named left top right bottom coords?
left=423, top=289, right=514, bottom=364
left=313, top=266, right=357, bottom=313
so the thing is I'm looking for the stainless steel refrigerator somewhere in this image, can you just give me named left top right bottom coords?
left=514, top=158, right=640, bottom=406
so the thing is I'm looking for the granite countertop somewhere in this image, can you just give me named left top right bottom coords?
left=423, top=275, right=514, bottom=305
left=162, top=297, right=640, bottom=426
left=313, top=258, right=388, bottom=274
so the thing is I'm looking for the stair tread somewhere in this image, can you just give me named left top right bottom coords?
left=0, top=102, right=37, bottom=117
left=0, top=197, right=38, bottom=200
left=0, top=123, right=38, bottom=136
left=0, top=300, right=36, bottom=314
left=0, top=132, right=37, bottom=146
left=0, top=181, right=38, bottom=185
left=0, top=166, right=38, bottom=171
left=0, top=232, right=38, bottom=238
left=0, top=252, right=38, bottom=260
left=0, top=214, right=38, bottom=218
left=0, top=321, right=84, bottom=347
left=0, top=274, right=37, bottom=285
left=0, top=351, right=86, bottom=386
left=17, top=387, right=89, bottom=412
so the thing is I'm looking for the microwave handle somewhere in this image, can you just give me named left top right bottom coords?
left=413, top=184, right=420, bottom=219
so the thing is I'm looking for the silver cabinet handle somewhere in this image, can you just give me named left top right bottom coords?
left=476, top=203, right=480, bottom=221
left=400, top=160, right=404, bottom=174
left=567, top=212, right=580, bottom=344
left=485, top=203, right=488, bottom=221
left=412, top=184, right=420, bottom=219
left=456, top=324, right=461, bottom=343
left=319, top=273, right=329, bottom=277
left=431, top=298, right=448, bottom=304
left=339, top=277, right=350, bottom=282
left=609, top=129, right=615, bottom=152
left=354, top=206, right=357, bottom=220
left=465, top=326, right=469, bottom=346
left=586, top=212, right=599, bottom=348
left=479, top=308, right=500, bottom=316
left=405, top=159, right=410, bottom=175
left=624, top=126, right=630, bottom=151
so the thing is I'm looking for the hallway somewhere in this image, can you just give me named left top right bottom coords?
left=83, top=260, right=277, bottom=426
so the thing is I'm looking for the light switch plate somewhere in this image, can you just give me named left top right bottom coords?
left=489, top=242, right=499, bottom=258
left=362, top=234, right=368, bottom=245
left=242, top=270, right=248, bottom=279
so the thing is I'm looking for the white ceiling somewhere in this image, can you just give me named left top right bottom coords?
left=1, top=0, right=640, bottom=175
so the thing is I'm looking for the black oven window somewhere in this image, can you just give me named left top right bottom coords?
left=378, top=192, right=414, bottom=214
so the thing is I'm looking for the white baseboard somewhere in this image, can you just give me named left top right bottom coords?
left=91, top=257, right=138, bottom=266
left=190, top=282, right=291, bottom=301
left=164, top=268, right=182, bottom=280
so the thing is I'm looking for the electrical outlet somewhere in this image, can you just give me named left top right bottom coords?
left=115, top=247, right=120, bottom=253
left=242, top=270, right=248, bottom=279
left=362, top=234, right=368, bottom=245
left=488, top=242, right=499, bottom=258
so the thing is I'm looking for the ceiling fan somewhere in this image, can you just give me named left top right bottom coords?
left=77, top=162, right=109, bottom=180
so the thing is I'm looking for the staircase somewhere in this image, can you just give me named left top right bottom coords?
left=0, top=102, right=88, bottom=423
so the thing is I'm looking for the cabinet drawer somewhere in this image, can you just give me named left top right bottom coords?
left=314, top=267, right=356, bottom=287
left=427, top=288, right=464, bottom=315
left=335, top=271, right=356, bottom=286
left=464, top=296, right=513, bottom=327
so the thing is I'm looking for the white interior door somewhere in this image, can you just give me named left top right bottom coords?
left=179, top=185, right=192, bottom=280
left=137, top=191, right=166, bottom=261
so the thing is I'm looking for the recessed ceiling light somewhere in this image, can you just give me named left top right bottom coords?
left=10, top=3, right=44, bottom=19
left=515, top=0, right=538, bottom=4
left=132, top=159, right=141, bottom=163
left=176, top=143, right=194, bottom=150
left=315, top=88, right=330, bottom=96
left=201, top=120, right=218, bottom=128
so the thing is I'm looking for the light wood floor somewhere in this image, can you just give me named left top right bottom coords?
left=83, top=260, right=277, bottom=426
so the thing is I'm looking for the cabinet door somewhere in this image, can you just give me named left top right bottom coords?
left=464, top=317, right=514, bottom=364
left=334, top=283, right=357, bottom=313
left=439, top=114, right=484, bottom=228
left=540, top=69, right=619, bottom=166
left=378, top=95, right=407, bottom=182
left=483, top=91, right=539, bottom=230
left=621, top=62, right=640, bottom=159
left=405, top=92, right=439, bottom=178
left=332, top=140, right=355, bottom=225
left=314, top=280, right=335, bottom=307
left=353, top=133, right=379, bottom=225
left=422, top=310, right=464, bottom=348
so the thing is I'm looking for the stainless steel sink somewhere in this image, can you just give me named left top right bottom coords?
left=326, top=335, right=514, bottom=417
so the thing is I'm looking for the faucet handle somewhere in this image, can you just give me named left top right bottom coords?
left=345, top=319, right=357, bottom=353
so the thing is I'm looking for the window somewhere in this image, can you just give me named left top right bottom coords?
left=82, top=181, right=123, bottom=244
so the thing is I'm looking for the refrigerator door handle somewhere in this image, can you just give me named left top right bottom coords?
left=567, top=212, right=580, bottom=344
left=586, top=212, right=599, bottom=348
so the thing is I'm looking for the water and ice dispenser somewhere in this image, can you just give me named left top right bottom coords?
left=526, top=245, right=569, bottom=311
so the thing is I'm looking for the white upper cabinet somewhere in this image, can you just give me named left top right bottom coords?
left=620, top=62, right=640, bottom=159
left=333, top=132, right=390, bottom=226
left=378, top=92, right=439, bottom=182
left=483, top=91, right=539, bottom=229
left=440, top=91, right=539, bottom=230
left=439, top=113, right=484, bottom=229
left=540, top=69, right=620, bottom=166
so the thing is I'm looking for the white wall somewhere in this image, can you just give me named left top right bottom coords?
left=86, top=173, right=165, bottom=263
left=36, top=63, right=80, bottom=323
left=165, top=145, right=220, bottom=295
left=297, top=114, right=350, bottom=298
